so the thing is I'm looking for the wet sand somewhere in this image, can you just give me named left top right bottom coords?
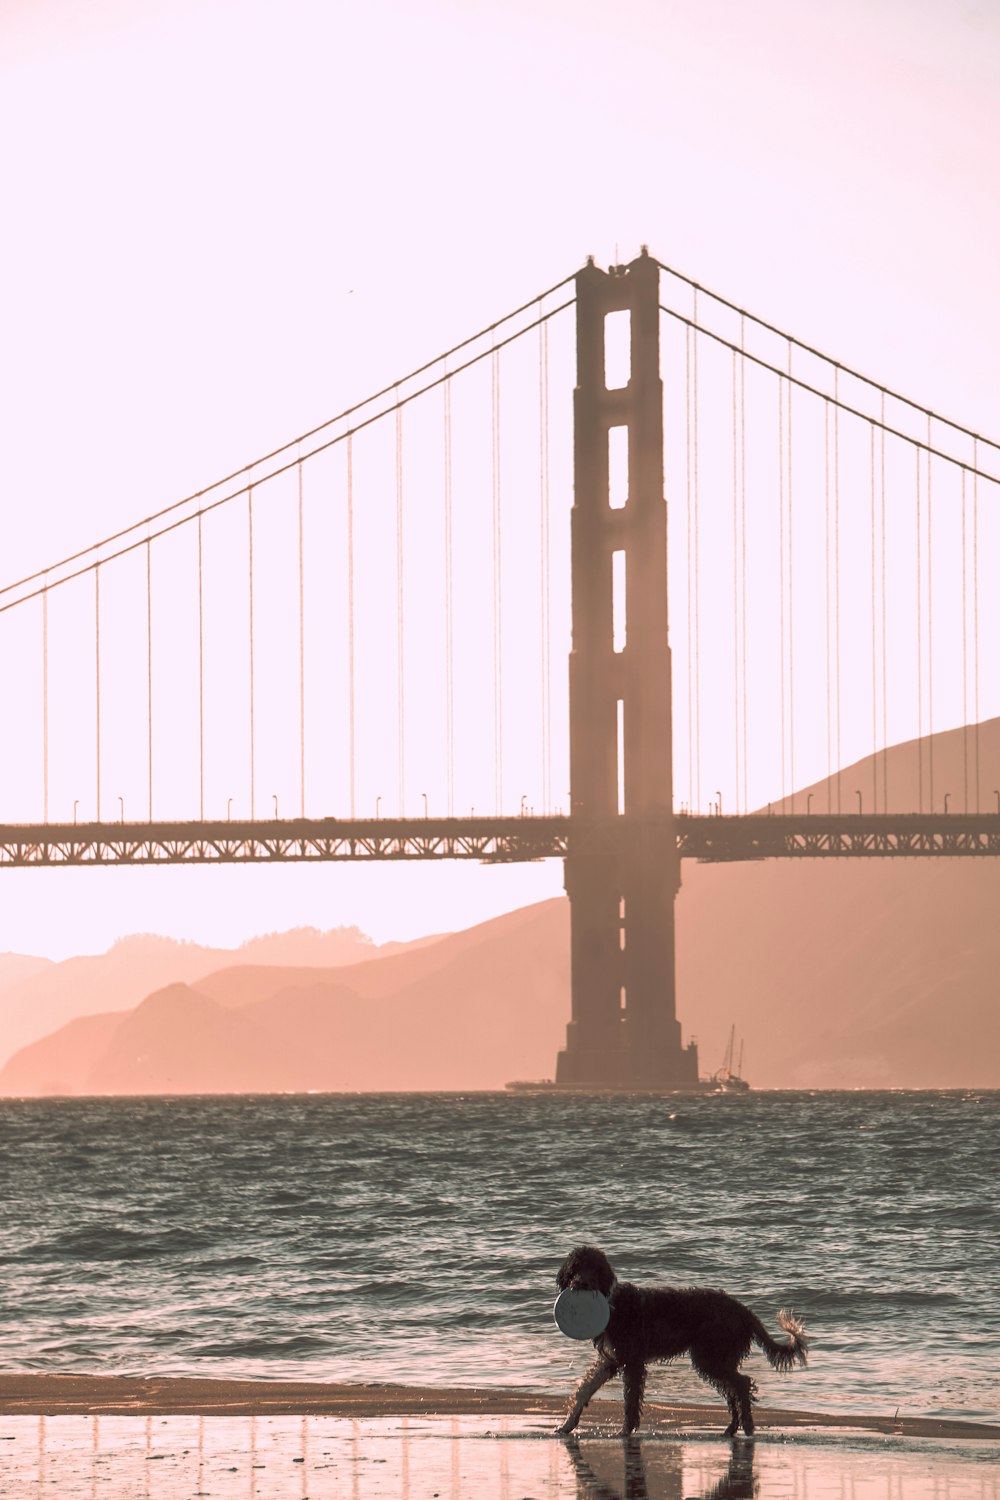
left=1, top=1374, right=997, bottom=1441
left=0, top=1408, right=996, bottom=1500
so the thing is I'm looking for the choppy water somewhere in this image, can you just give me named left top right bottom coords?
left=0, top=1092, right=996, bottom=1424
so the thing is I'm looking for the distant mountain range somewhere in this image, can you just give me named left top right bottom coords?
left=3, top=718, right=1000, bottom=1094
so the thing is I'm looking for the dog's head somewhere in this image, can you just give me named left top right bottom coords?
left=556, top=1245, right=616, bottom=1297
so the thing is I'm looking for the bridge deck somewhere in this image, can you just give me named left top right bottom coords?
left=2, top=813, right=1000, bottom=866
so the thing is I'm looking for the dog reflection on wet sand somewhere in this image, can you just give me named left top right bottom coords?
left=562, top=1434, right=757, bottom=1500
left=556, top=1246, right=808, bottom=1438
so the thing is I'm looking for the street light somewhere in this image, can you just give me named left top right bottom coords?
left=73, top=799, right=79, bottom=824
left=118, top=796, right=124, bottom=823
left=855, top=789, right=862, bottom=815
left=520, top=794, right=528, bottom=817
left=807, top=792, right=814, bottom=814
left=375, top=795, right=382, bottom=819
left=227, top=797, right=233, bottom=821
left=273, top=793, right=279, bottom=818
left=422, top=791, right=428, bottom=818
left=943, top=792, right=950, bottom=814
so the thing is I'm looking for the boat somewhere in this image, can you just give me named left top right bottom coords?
left=710, top=1026, right=751, bottom=1093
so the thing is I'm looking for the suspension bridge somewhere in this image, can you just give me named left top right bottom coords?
left=1, top=249, right=998, bottom=1086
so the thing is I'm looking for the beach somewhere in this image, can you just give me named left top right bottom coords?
left=0, top=1379, right=997, bottom=1499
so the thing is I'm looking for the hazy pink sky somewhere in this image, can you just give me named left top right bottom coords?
left=0, top=0, right=997, bottom=957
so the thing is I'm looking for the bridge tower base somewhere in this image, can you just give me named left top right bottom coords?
left=555, top=251, right=700, bottom=1091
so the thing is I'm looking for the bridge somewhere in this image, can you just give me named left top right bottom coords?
left=1, top=250, right=998, bottom=1086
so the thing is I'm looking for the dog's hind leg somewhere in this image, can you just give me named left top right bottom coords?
left=620, top=1363, right=647, bottom=1436
left=556, top=1352, right=618, bottom=1435
left=692, top=1358, right=749, bottom=1439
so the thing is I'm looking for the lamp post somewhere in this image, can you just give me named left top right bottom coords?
left=273, top=794, right=279, bottom=819
left=376, top=795, right=382, bottom=820
left=422, top=791, right=428, bottom=818
left=855, top=789, right=862, bottom=815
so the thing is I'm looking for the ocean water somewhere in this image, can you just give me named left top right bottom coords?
left=0, top=1091, right=996, bottom=1425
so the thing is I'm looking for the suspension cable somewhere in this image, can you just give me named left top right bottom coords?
left=655, top=257, right=1000, bottom=460
left=824, top=401, right=832, bottom=810
left=658, top=306, right=999, bottom=486
left=1, top=300, right=575, bottom=618
left=0, top=276, right=580, bottom=604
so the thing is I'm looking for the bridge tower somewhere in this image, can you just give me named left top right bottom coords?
left=556, top=250, right=700, bottom=1089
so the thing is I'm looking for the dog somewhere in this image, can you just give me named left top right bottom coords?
left=555, top=1245, right=808, bottom=1438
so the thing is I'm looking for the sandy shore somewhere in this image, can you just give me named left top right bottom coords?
left=1, top=1375, right=996, bottom=1440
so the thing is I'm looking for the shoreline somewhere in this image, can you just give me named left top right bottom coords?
left=0, top=1375, right=996, bottom=1440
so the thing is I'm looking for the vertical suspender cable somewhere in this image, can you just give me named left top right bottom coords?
left=777, top=376, right=786, bottom=806
left=346, top=434, right=356, bottom=818
left=147, top=538, right=153, bottom=821
left=198, top=513, right=205, bottom=821
left=692, top=292, right=701, bottom=814
left=881, top=396, right=888, bottom=813
left=94, top=563, right=101, bottom=821
left=870, top=424, right=878, bottom=811
left=685, top=325, right=694, bottom=812
left=491, top=346, right=503, bottom=815
left=787, top=344, right=795, bottom=810
left=740, top=319, right=748, bottom=815
left=538, top=319, right=551, bottom=815
left=444, top=376, right=455, bottom=817
left=731, top=349, right=740, bottom=813
left=973, top=438, right=980, bottom=811
left=927, top=416, right=934, bottom=812
left=834, top=374, right=842, bottom=813
left=42, top=581, right=49, bottom=822
left=298, top=461, right=306, bottom=818
left=962, top=465, right=969, bottom=810
left=824, top=401, right=832, bottom=809
left=396, top=393, right=405, bottom=816
left=248, top=485, right=255, bottom=820
left=915, top=447, right=923, bottom=812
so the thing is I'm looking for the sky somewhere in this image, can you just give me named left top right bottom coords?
left=1, top=0, right=998, bottom=958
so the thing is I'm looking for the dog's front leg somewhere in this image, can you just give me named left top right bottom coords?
left=620, top=1363, right=647, bottom=1436
left=556, top=1352, right=618, bottom=1435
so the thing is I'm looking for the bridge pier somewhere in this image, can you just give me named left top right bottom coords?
left=556, top=251, right=700, bottom=1090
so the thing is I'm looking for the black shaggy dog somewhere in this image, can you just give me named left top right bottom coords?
left=556, top=1245, right=808, bottom=1438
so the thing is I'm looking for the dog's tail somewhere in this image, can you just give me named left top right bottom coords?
left=751, top=1310, right=809, bottom=1372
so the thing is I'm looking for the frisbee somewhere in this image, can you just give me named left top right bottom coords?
left=553, top=1288, right=611, bottom=1340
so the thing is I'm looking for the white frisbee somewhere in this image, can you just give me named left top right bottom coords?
left=553, top=1288, right=611, bottom=1340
